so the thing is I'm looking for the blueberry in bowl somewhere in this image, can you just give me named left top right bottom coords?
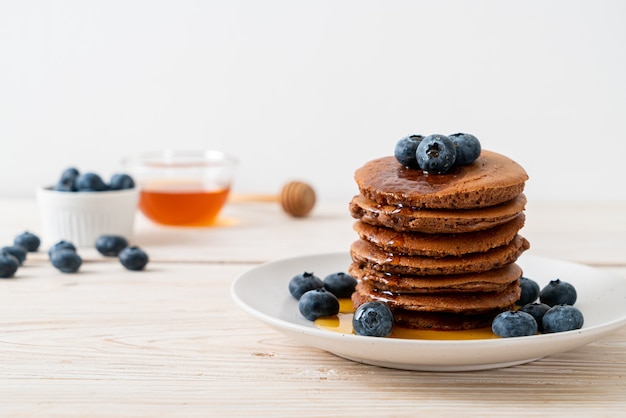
left=37, top=168, right=139, bottom=248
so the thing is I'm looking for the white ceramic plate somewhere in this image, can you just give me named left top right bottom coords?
left=231, top=253, right=626, bottom=371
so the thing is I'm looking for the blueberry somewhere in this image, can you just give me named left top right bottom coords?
left=492, top=310, right=537, bottom=338
left=449, top=133, right=481, bottom=165
left=539, top=279, right=577, bottom=306
left=109, top=173, right=135, bottom=190
left=519, top=302, right=551, bottom=332
left=50, top=249, right=82, bottom=273
left=352, top=302, right=394, bottom=337
left=61, top=167, right=80, bottom=180
left=298, top=288, right=340, bottom=321
left=288, top=271, right=324, bottom=300
left=0, top=253, right=19, bottom=278
left=14, top=231, right=41, bottom=252
left=542, top=305, right=584, bottom=333
left=394, top=134, right=424, bottom=168
left=95, top=235, right=129, bottom=257
left=323, top=272, right=357, bottom=298
left=416, top=134, right=457, bottom=174
left=54, top=167, right=80, bottom=192
left=118, top=246, right=149, bottom=271
left=48, top=240, right=77, bottom=258
left=516, top=276, right=540, bottom=306
left=1, top=245, right=27, bottom=265
left=75, top=172, right=108, bottom=192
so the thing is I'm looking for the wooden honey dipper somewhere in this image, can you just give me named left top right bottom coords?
left=230, top=181, right=316, bottom=217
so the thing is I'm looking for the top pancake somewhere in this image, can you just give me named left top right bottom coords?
left=354, top=150, right=528, bottom=209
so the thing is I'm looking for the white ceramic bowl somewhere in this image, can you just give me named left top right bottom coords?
left=37, top=187, right=139, bottom=248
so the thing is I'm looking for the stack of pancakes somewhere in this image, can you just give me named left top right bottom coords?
left=349, top=150, right=530, bottom=330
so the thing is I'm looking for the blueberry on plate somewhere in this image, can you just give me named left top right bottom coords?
left=491, top=310, right=538, bottom=338
left=323, top=272, right=357, bottom=298
left=298, top=288, right=339, bottom=321
left=542, top=305, right=584, bottom=333
left=50, top=249, right=82, bottom=273
left=449, top=133, right=481, bottom=165
left=539, top=279, right=577, bottom=306
left=519, top=302, right=551, bottom=332
left=516, top=276, right=540, bottom=306
left=14, top=231, right=41, bottom=252
left=95, top=235, right=129, bottom=257
left=352, top=302, right=394, bottom=337
left=109, top=173, right=135, bottom=190
left=75, top=172, right=108, bottom=192
left=118, top=246, right=149, bottom=271
left=288, top=271, right=324, bottom=300
left=394, top=134, right=424, bottom=168
left=48, top=240, right=77, bottom=258
left=416, top=134, right=457, bottom=174
left=1, top=245, right=27, bottom=265
left=0, top=253, right=19, bottom=278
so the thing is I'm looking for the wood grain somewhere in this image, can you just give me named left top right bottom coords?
left=0, top=199, right=625, bottom=416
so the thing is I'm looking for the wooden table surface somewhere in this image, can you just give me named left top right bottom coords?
left=0, top=198, right=625, bottom=417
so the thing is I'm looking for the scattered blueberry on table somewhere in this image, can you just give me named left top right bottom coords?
left=118, top=246, right=149, bottom=271
left=48, top=240, right=77, bottom=258
left=1, top=245, right=27, bottom=265
left=50, top=249, right=83, bottom=273
left=14, top=231, right=40, bottom=252
left=0, top=252, right=19, bottom=278
left=95, top=235, right=129, bottom=257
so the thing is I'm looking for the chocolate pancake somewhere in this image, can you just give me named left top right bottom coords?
left=354, top=150, right=528, bottom=209
left=349, top=262, right=523, bottom=293
left=353, top=213, right=525, bottom=257
left=349, top=193, right=526, bottom=233
left=352, top=280, right=520, bottom=330
left=352, top=280, right=521, bottom=313
left=391, top=308, right=507, bottom=330
left=350, top=235, right=530, bottom=276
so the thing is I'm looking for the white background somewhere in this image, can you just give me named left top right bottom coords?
left=1, top=0, right=625, bottom=203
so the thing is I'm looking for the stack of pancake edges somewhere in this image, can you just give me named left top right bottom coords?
left=349, top=150, right=530, bottom=330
